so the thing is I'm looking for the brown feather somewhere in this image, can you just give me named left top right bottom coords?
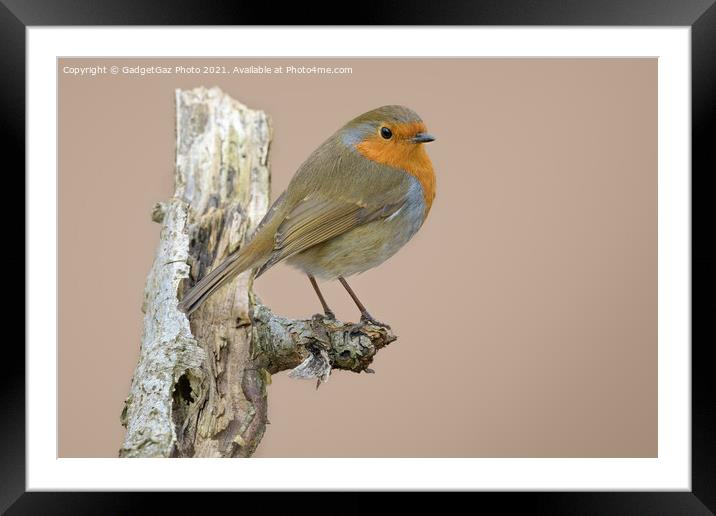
left=254, top=193, right=405, bottom=278
left=178, top=104, right=434, bottom=313
left=177, top=212, right=280, bottom=314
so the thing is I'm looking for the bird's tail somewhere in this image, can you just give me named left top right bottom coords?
left=178, top=245, right=263, bottom=315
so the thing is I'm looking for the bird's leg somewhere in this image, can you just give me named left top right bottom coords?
left=308, top=275, right=336, bottom=320
left=337, top=276, right=390, bottom=328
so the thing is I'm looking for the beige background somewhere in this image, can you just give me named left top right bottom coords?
left=58, top=58, right=657, bottom=458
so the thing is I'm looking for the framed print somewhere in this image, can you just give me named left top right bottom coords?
left=9, top=0, right=714, bottom=512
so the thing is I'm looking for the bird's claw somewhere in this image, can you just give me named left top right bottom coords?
left=359, top=313, right=391, bottom=329
left=347, top=321, right=369, bottom=335
left=348, top=319, right=390, bottom=337
left=312, top=311, right=336, bottom=322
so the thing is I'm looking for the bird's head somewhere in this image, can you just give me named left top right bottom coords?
left=340, top=105, right=435, bottom=173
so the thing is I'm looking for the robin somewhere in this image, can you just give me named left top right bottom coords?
left=178, top=105, right=436, bottom=325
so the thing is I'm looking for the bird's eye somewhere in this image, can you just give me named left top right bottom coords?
left=380, top=127, right=393, bottom=139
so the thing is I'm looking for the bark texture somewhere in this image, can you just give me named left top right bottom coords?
left=120, top=87, right=396, bottom=458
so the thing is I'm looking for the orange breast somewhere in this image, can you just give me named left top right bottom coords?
left=355, top=123, right=436, bottom=213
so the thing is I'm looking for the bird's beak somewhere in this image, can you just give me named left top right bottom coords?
left=411, top=132, right=435, bottom=144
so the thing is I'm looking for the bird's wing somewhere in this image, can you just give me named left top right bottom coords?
left=254, top=191, right=406, bottom=277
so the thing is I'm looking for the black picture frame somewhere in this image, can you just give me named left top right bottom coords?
left=7, top=0, right=713, bottom=513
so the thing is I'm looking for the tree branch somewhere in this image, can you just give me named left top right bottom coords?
left=251, top=302, right=396, bottom=386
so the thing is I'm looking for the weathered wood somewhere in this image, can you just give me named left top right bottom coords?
left=251, top=304, right=396, bottom=385
left=120, top=87, right=395, bottom=458
left=119, top=200, right=205, bottom=458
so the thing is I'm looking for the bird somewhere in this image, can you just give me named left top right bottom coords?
left=178, top=104, right=436, bottom=325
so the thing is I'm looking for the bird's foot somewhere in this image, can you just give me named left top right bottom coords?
left=347, top=318, right=391, bottom=336
left=312, top=310, right=336, bottom=322
left=347, top=321, right=369, bottom=335
left=359, top=312, right=391, bottom=329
